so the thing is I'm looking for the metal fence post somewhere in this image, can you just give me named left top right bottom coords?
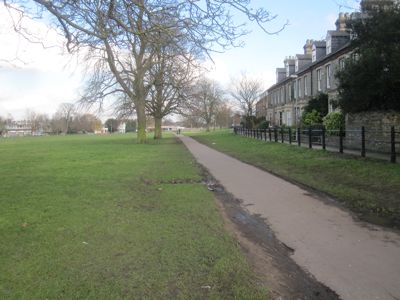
left=361, top=126, right=366, bottom=158
left=289, top=127, right=292, bottom=144
left=274, top=128, right=278, bottom=142
left=391, top=126, right=396, bottom=163
left=322, top=126, right=326, bottom=150
left=297, top=128, right=301, bottom=147
left=269, top=128, right=272, bottom=141
left=308, top=127, right=312, bottom=149
left=281, top=127, right=284, bottom=143
left=264, top=129, right=267, bottom=141
left=339, top=127, right=344, bottom=154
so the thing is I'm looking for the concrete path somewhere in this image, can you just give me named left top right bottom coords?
left=180, top=135, right=400, bottom=300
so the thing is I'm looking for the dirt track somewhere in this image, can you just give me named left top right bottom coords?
left=180, top=135, right=400, bottom=300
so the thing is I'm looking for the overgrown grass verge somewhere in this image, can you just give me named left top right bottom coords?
left=0, top=134, right=266, bottom=299
left=188, top=130, right=400, bottom=228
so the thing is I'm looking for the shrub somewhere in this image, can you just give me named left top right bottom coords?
left=302, top=110, right=323, bottom=126
left=304, top=93, right=329, bottom=117
left=323, top=112, right=345, bottom=131
left=256, top=120, right=269, bottom=129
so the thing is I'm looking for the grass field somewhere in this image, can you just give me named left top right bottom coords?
left=188, top=130, right=400, bottom=228
left=0, top=134, right=266, bottom=299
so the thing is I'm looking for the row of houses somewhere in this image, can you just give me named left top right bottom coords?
left=1, top=121, right=126, bottom=137
left=2, top=121, right=44, bottom=137
left=255, top=0, right=397, bottom=127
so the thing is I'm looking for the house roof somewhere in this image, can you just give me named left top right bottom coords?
left=267, top=42, right=351, bottom=92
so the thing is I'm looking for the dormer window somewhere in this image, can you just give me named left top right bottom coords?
left=312, top=48, right=317, bottom=62
left=326, top=39, right=332, bottom=55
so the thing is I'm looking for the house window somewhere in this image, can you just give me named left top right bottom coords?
left=326, top=64, right=331, bottom=89
left=298, top=78, right=302, bottom=98
left=287, top=112, right=292, bottom=126
left=317, top=69, right=322, bottom=91
left=352, top=53, right=360, bottom=61
left=286, top=64, right=290, bottom=77
left=295, top=107, right=301, bottom=123
left=312, top=48, right=317, bottom=62
left=290, top=83, right=294, bottom=101
left=339, top=58, right=346, bottom=70
left=304, top=75, right=308, bottom=96
left=326, top=39, right=332, bottom=55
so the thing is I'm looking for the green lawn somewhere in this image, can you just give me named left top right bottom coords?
left=188, top=130, right=400, bottom=228
left=0, top=134, right=265, bottom=299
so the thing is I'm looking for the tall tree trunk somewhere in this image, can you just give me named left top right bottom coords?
left=154, top=116, right=162, bottom=139
left=134, top=65, right=147, bottom=143
left=136, top=102, right=147, bottom=143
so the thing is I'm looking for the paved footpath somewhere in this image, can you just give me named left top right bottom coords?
left=180, top=135, right=400, bottom=300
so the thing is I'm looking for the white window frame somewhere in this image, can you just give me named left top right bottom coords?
left=326, top=64, right=331, bottom=89
left=317, top=69, right=322, bottom=91
left=304, top=75, right=308, bottom=96
left=287, top=112, right=292, bottom=126
left=298, top=78, right=302, bottom=98
left=312, top=48, right=317, bottom=62
left=339, top=58, right=346, bottom=70
left=326, top=38, right=332, bottom=55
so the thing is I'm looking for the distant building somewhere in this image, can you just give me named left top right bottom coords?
left=232, top=113, right=242, bottom=127
left=94, top=128, right=109, bottom=134
left=3, top=120, right=44, bottom=137
left=147, top=126, right=185, bottom=132
left=118, top=122, right=126, bottom=134
left=255, top=91, right=268, bottom=119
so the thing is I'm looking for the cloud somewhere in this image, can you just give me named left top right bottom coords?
left=0, top=3, right=85, bottom=119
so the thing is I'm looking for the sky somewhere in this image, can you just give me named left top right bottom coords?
left=0, top=0, right=359, bottom=120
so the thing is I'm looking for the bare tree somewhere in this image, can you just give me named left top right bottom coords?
left=230, top=72, right=263, bottom=117
left=186, top=78, right=223, bottom=131
left=0, top=116, right=7, bottom=136
left=54, top=103, right=75, bottom=134
left=71, top=113, right=102, bottom=133
left=146, top=46, right=196, bottom=139
left=5, top=0, right=283, bottom=143
left=215, top=103, right=234, bottom=128
left=25, top=110, right=50, bottom=134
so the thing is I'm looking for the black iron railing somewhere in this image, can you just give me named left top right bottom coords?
left=233, top=126, right=399, bottom=163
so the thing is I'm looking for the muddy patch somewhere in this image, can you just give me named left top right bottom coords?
left=205, top=176, right=340, bottom=300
